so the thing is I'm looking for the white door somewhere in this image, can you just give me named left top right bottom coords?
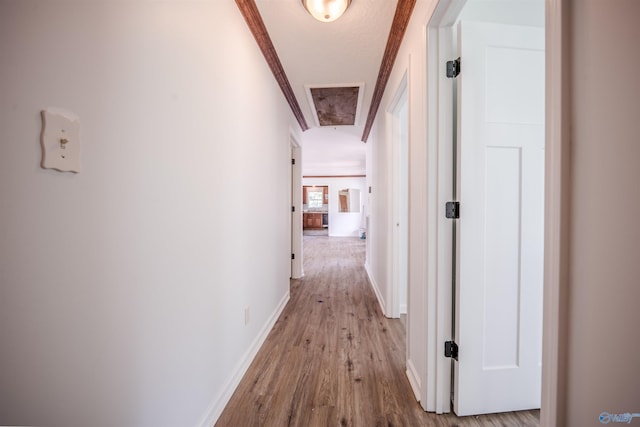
left=453, top=21, right=545, bottom=416
left=392, top=87, right=409, bottom=317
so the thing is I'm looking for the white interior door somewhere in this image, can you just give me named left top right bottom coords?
left=390, top=79, right=409, bottom=319
left=453, top=20, right=545, bottom=416
left=396, top=92, right=409, bottom=316
left=290, top=144, right=303, bottom=279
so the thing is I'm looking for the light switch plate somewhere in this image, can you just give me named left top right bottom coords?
left=40, top=109, right=80, bottom=173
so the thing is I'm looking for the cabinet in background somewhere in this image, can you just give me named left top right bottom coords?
left=303, top=212, right=323, bottom=229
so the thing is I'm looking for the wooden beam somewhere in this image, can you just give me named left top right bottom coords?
left=235, top=0, right=309, bottom=131
left=361, top=0, right=416, bottom=142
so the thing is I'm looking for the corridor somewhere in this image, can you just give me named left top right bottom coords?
left=215, top=236, right=539, bottom=426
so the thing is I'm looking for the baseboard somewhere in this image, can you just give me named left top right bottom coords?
left=364, top=262, right=387, bottom=317
left=406, top=358, right=422, bottom=402
left=197, top=290, right=290, bottom=427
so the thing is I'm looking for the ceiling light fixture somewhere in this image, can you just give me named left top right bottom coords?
left=301, top=0, right=351, bottom=23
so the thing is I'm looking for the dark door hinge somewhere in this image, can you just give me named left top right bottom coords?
left=291, top=158, right=295, bottom=165
left=291, top=253, right=295, bottom=260
left=292, top=206, right=295, bottom=213
left=445, top=201, right=460, bottom=219
left=446, top=58, right=461, bottom=78
left=445, top=341, right=459, bottom=360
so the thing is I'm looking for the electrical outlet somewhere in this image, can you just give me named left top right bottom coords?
left=244, top=306, right=250, bottom=326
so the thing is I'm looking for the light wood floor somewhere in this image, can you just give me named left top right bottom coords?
left=215, top=236, right=539, bottom=427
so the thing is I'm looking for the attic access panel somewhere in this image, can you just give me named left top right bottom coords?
left=310, top=86, right=359, bottom=126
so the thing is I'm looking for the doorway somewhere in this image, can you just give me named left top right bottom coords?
left=426, top=0, right=545, bottom=417
left=389, top=74, right=409, bottom=320
left=291, top=139, right=303, bottom=279
left=302, top=185, right=329, bottom=236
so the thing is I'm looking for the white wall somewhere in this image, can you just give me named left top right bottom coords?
left=302, top=177, right=366, bottom=237
left=562, top=1, right=640, bottom=425
left=366, top=0, right=437, bottom=407
left=301, top=127, right=366, bottom=176
left=0, top=2, right=298, bottom=426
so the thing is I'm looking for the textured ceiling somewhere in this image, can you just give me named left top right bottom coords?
left=253, top=0, right=397, bottom=175
left=255, top=0, right=398, bottom=130
left=310, top=86, right=360, bottom=126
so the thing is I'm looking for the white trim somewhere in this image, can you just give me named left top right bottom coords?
left=425, top=0, right=467, bottom=413
left=428, top=0, right=467, bottom=28
left=291, top=134, right=304, bottom=279
left=365, top=262, right=388, bottom=317
left=197, top=291, right=290, bottom=427
left=406, top=359, right=422, bottom=402
left=541, top=0, right=568, bottom=425
left=387, top=73, right=409, bottom=113
left=437, top=24, right=457, bottom=415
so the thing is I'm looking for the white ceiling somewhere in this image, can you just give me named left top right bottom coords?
left=256, top=0, right=397, bottom=129
left=253, top=0, right=544, bottom=176
left=255, top=0, right=398, bottom=176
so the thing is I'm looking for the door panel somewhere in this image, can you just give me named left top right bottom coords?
left=454, top=21, right=544, bottom=416
left=484, top=146, right=521, bottom=368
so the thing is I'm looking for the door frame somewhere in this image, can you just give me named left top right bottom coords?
left=540, top=0, right=570, bottom=424
left=425, top=0, right=566, bottom=420
left=388, top=72, right=409, bottom=320
left=425, top=0, right=467, bottom=413
left=290, top=134, right=303, bottom=279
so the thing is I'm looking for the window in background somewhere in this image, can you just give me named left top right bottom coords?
left=308, top=190, right=323, bottom=208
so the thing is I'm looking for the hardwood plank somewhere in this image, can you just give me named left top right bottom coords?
left=215, top=236, right=539, bottom=426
